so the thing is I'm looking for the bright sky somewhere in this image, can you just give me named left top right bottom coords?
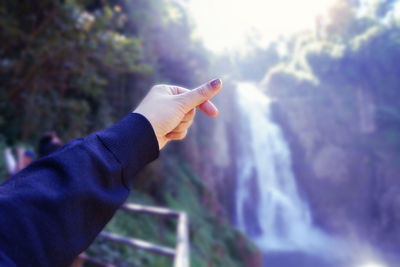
left=187, top=0, right=338, bottom=52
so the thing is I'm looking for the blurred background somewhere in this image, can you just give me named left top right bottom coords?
left=1, top=0, right=400, bottom=266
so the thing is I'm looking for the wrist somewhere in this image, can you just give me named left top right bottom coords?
left=132, top=111, right=164, bottom=150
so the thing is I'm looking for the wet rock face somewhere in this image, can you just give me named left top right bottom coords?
left=312, top=144, right=350, bottom=184
left=268, top=88, right=400, bottom=252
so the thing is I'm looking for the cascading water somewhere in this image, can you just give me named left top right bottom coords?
left=235, top=82, right=337, bottom=265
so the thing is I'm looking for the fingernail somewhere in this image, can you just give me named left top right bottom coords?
left=210, top=78, right=222, bottom=90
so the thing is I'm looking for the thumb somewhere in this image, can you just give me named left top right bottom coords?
left=181, top=78, right=222, bottom=111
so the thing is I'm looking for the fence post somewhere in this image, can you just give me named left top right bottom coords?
left=174, top=213, right=189, bottom=267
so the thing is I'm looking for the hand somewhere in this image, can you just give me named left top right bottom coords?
left=134, top=78, right=222, bottom=149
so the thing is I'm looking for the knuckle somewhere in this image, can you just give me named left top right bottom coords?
left=174, top=131, right=187, bottom=140
left=172, top=86, right=180, bottom=94
left=197, top=86, right=209, bottom=98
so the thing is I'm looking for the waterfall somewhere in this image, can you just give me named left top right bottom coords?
left=233, top=82, right=390, bottom=267
left=235, top=82, right=331, bottom=254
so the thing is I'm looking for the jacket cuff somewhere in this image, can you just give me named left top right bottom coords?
left=95, top=113, right=159, bottom=187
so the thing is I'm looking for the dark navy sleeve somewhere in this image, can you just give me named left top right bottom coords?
left=0, top=113, right=159, bottom=267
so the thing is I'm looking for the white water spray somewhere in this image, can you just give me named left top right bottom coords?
left=235, top=82, right=331, bottom=253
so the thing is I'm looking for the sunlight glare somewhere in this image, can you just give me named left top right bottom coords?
left=358, top=263, right=386, bottom=267
left=188, top=0, right=337, bottom=52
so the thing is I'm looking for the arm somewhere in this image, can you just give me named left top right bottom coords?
left=0, top=113, right=159, bottom=266
left=0, top=78, right=222, bottom=266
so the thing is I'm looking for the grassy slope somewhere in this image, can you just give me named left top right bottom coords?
left=86, top=158, right=257, bottom=266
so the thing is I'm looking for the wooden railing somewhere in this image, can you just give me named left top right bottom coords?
left=94, top=203, right=190, bottom=267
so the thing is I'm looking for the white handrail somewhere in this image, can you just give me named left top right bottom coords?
left=98, top=232, right=175, bottom=257
left=97, top=203, right=190, bottom=267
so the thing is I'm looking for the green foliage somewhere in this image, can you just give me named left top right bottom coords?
left=85, top=160, right=254, bottom=266
left=87, top=192, right=175, bottom=266
left=263, top=0, right=400, bottom=163
left=0, top=0, right=144, bottom=142
left=0, top=139, right=7, bottom=182
left=0, top=0, right=254, bottom=266
left=0, top=0, right=208, bottom=143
